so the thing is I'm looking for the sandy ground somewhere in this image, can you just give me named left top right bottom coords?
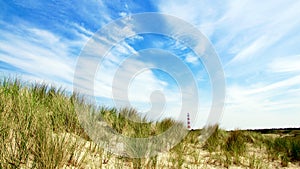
left=56, top=133, right=300, bottom=169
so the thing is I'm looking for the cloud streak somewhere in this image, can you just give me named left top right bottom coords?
left=157, top=0, right=300, bottom=129
left=0, top=24, right=79, bottom=88
left=1, top=1, right=300, bottom=129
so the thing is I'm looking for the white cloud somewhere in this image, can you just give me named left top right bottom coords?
left=2, top=0, right=300, bottom=129
left=67, top=18, right=185, bottom=121
left=157, top=0, right=300, bottom=129
left=223, top=76, right=300, bottom=129
left=0, top=34, right=68, bottom=79
left=0, top=22, right=94, bottom=91
left=184, top=52, right=199, bottom=64
left=69, top=22, right=94, bottom=39
left=158, top=0, right=300, bottom=63
left=269, top=55, right=300, bottom=73
left=93, top=49, right=183, bottom=120
left=227, top=35, right=272, bottom=65
left=223, top=1, right=300, bottom=64
left=119, top=12, right=127, bottom=17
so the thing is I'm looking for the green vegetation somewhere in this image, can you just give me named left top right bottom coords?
left=0, top=78, right=299, bottom=168
left=0, top=78, right=89, bottom=168
left=0, top=78, right=181, bottom=168
left=265, top=135, right=300, bottom=166
left=202, top=126, right=300, bottom=168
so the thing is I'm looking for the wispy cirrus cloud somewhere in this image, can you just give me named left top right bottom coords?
left=0, top=0, right=112, bottom=89
left=1, top=0, right=300, bottom=129
left=223, top=77, right=300, bottom=129
left=0, top=24, right=78, bottom=89
left=268, top=55, right=300, bottom=73
left=157, top=0, right=300, bottom=129
left=1, top=1, right=204, bottom=127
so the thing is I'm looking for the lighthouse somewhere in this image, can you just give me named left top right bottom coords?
left=187, top=112, right=191, bottom=130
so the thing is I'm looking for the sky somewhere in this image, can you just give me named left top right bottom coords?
left=1, top=0, right=300, bottom=130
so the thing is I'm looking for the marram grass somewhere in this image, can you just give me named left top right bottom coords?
left=1, top=78, right=300, bottom=168
left=0, top=78, right=88, bottom=168
left=0, top=78, right=180, bottom=168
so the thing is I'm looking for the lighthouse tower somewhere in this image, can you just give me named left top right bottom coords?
left=187, top=112, right=191, bottom=130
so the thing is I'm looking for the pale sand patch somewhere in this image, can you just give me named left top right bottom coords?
left=19, top=132, right=300, bottom=168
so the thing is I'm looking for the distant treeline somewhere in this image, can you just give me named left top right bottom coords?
left=245, top=128, right=300, bottom=134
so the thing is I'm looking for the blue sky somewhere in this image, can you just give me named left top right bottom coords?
left=1, top=0, right=300, bottom=129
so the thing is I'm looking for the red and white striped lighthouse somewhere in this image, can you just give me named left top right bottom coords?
left=187, top=112, right=191, bottom=130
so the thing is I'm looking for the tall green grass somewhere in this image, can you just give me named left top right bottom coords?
left=265, top=136, right=300, bottom=166
left=0, top=78, right=89, bottom=168
left=1, top=78, right=300, bottom=168
left=202, top=125, right=226, bottom=152
left=0, top=78, right=183, bottom=168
